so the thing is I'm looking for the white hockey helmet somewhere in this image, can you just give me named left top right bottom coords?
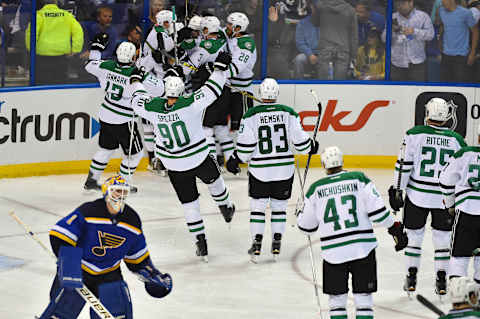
left=188, top=15, right=203, bottom=31
left=201, top=16, right=221, bottom=35
left=168, top=22, right=184, bottom=35
left=156, top=10, right=173, bottom=27
left=449, top=277, right=479, bottom=306
left=259, top=78, right=279, bottom=101
left=425, top=97, right=451, bottom=122
left=164, top=76, right=185, bottom=98
left=321, top=146, right=344, bottom=169
left=116, top=41, right=137, bottom=64
left=227, top=12, right=249, bottom=35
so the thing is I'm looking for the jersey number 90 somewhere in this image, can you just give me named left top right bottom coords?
left=157, top=121, right=190, bottom=149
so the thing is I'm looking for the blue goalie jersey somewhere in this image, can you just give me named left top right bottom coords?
left=49, top=199, right=149, bottom=276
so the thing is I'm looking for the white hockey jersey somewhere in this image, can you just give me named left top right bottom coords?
left=394, top=125, right=466, bottom=209
left=130, top=70, right=227, bottom=171
left=85, top=50, right=164, bottom=124
left=184, top=34, right=227, bottom=76
left=236, top=103, right=312, bottom=182
left=141, top=25, right=175, bottom=75
left=227, top=35, right=257, bottom=94
left=440, top=146, right=480, bottom=215
left=297, top=171, right=394, bottom=264
left=439, top=309, right=480, bottom=318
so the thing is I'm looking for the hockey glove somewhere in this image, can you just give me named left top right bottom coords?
left=177, top=27, right=193, bottom=43
left=309, top=139, right=319, bottom=155
left=226, top=151, right=242, bottom=175
left=387, top=221, right=408, bottom=251
left=388, top=185, right=404, bottom=211
left=136, top=265, right=172, bottom=291
left=164, top=64, right=185, bottom=80
left=130, top=66, right=146, bottom=84
left=90, top=32, right=109, bottom=51
left=214, top=52, right=232, bottom=71
left=152, top=49, right=164, bottom=64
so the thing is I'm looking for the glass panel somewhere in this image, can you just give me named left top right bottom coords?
left=388, top=0, right=436, bottom=82
left=267, top=0, right=386, bottom=81
left=0, top=0, right=31, bottom=87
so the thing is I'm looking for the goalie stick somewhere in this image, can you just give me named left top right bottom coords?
left=9, top=211, right=115, bottom=319
left=416, top=294, right=446, bottom=317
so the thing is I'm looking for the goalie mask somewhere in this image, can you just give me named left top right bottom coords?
left=321, top=146, right=343, bottom=170
left=449, top=277, right=479, bottom=306
left=102, top=175, right=130, bottom=214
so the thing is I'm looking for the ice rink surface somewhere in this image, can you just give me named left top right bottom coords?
left=0, top=168, right=456, bottom=318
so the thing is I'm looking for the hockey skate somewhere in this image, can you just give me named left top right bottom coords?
left=435, top=270, right=447, bottom=297
left=83, top=172, right=101, bottom=192
left=403, top=267, right=417, bottom=297
left=248, top=234, right=262, bottom=263
left=271, top=233, right=282, bottom=261
left=129, top=185, right=138, bottom=194
left=219, top=203, right=235, bottom=223
left=195, top=234, right=208, bottom=263
left=148, top=157, right=168, bottom=177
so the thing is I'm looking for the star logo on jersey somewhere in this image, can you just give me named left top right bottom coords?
left=245, top=42, right=252, bottom=50
left=91, top=231, right=126, bottom=256
left=204, top=41, right=212, bottom=49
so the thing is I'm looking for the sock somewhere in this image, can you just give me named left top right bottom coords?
left=207, top=176, right=231, bottom=207
left=182, top=199, right=205, bottom=242
left=214, top=125, right=234, bottom=160
left=405, top=228, right=425, bottom=272
left=119, top=151, right=143, bottom=184
left=250, top=198, right=269, bottom=240
left=432, top=229, right=451, bottom=273
left=89, top=148, right=115, bottom=180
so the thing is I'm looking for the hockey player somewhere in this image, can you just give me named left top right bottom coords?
left=389, top=98, right=467, bottom=295
left=130, top=52, right=235, bottom=262
left=179, top=15, right=203, bottom=56
left=438, top=277, right=480, bottom=318
left=440, top=145, right=480, bottom=282
left=225, top=78, right=318, bottom=261
left=40, top=175, right=172, bottom=318
left=83, top=38, right=157, bottom=193
left=297, top=146, right=408, bottom=319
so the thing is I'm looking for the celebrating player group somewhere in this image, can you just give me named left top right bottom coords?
left=34, top=5, right=480, bottom=319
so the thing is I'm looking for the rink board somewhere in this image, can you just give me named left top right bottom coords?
left=1, top=84, right=478, bottom=177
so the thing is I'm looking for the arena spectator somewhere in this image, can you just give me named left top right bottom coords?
left=83, top=6, right=118, bottom=59
left=382, top=0, right=434, bottom=82
left=354, top=27, right=385, bottom=80
left=355, top=0, right=385, bottom=46
left=439, top=0, right=478, bottom=83
left=25, top=0, right=84, bottom=85
left=294, top=1, right=320, bottom=79
left=118, top=24, right=142, bottom=48
left=146, top=0, right=167, bottom=32
left=313, top=0, right=358, bottom=80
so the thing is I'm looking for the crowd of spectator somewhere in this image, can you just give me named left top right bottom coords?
left=1, top=0, right=480, bottom=86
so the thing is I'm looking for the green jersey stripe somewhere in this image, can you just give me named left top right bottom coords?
left=157, top=145, right=208, bottom=159
left=322, top=238, right=376, bottom=250
left=102, top=103, right=134, bottom=118
left=372, top=211, right=390, bottom=223
left=407, top=184, right=443, bottom=195
left=455, top=195, right=480, bottom=206
left=249, top=161, right=294, bottom=168
left=207, top=79, right=222, bottom=93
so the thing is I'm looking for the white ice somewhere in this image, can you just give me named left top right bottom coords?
left=0, top=168, right=460, bottom=318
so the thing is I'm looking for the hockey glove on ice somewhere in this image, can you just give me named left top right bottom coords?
left=226, top=151, right=242, bottom=175
left=214, top=52, right=232, bottom=71
left=309, top=139, right=319, bottom=155
left=388, top=185, right=404, bottom=211
left=130, top=66, right=146, bottom=84
left=90, top=32, right=109, bottom=51
left=388, top=221, right=408, bottom=251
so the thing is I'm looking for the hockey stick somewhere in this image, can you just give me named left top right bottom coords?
left=127, top=114, right=136, bottom=183
left=172, top=6, right=179, bottom=66
left=9, top=211, right=115, bottom=319
left=416, top=294, right=446, bottom=316
left=393, top=140, right=407, bottom=216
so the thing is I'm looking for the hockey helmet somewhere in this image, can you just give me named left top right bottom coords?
left=321, top=146, right=344, bottom=169
left=227, top=12, right=249, bottom=36
left=156, top=10, right=173, bottom=28
left=116, top=41, right=137, bottom=64
left=425, top=97, right=452, bottom=122
left=164, top=76, right=185, bottom=98
left=449, top=277, right=479, bottom=306
left=101, top=175, right=130, bottom=214
left=188, top=15, right=203, bottom=31
left=168, top=22, right=185, bottom=36
left=144, top=273, right=172, bottom=298
left=201, top=16, right=221, bottom=35
left=259, top=78, right=279, bottom=101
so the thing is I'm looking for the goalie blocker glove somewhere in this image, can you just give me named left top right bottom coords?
left=388, top=221, right=408, bottom=251
left=388, top=185, right=404, bottom=211
left=129, top=66, right=146, bottom=84
left=214, top=52, right=232, bottom=71
left=136, top=264, right=172, bottom=298
left=90, top=32, right=109, bottom=51
left=226, top=151, right=242, bottom=175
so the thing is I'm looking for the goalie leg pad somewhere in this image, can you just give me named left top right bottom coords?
left=182, top=199, right=205, bottom=241
left=39, top=277, right=85, bottom=319
left=58, top=246, right=83, bottom=289
left=90, top=281, right=132, bottom=319
left=448, top=257, right=470, bottom=278
left=328, top=293, right=348, bottom=319
left=354, top=293, right=374, bottom=318
left=432, top=229, right=451, bottom=273
left=404, top=227, right=425, bottom=271
left=89, top=148, right=115, bottom=180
